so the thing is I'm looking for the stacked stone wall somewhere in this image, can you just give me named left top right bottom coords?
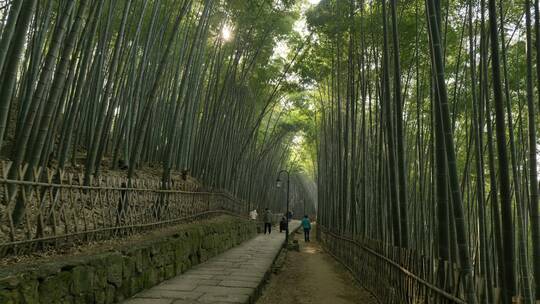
left=0, top=216, right=256, bottom=303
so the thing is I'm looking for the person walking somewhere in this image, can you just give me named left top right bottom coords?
left=302, top=215, right=311, bottom=242
left=249, top=209, right=258, bottom=220
left=264, top=208, right=272, bottom=234
left=279, top=216, right=287, bottom=233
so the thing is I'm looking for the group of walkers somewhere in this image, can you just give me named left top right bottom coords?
left=250, top=208, right=312, bottom=242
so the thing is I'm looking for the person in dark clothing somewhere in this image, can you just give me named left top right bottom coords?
left=279, top=216, right=288, bottom=233
left=264, top=208, right=272, bottom=234
left=301, top=215, right=311, bottom=242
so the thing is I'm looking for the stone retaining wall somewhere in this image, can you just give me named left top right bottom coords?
left=0, top=216, right=257, bottom=304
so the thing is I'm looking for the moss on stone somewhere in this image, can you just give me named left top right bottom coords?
left=72, top=266, right=94, bottom=295
left=0, top=288, right=19, bottom=303
left=18, top=278, right=38, bottom=303
left=38, top=271, right=71, bottom=303
left=0, top=216, right=256, bottom=303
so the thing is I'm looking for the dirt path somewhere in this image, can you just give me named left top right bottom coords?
left=256, top=228, right=378, bottom=304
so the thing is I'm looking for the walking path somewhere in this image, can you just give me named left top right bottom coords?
left=123, top=220, right=300, bottom=304
left=256, top=226, right=378, bottom=304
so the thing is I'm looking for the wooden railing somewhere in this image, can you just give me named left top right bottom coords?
left=319, top=226, right=469, bottom=304
left=0, top=161, right=246, bottom=258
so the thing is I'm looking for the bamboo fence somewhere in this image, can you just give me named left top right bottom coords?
left=0, top=161, right=246, bottom=257
left=318, top=226, right=492, bottom=304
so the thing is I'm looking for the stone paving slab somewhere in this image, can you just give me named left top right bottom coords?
left=122, top=220, right=300, bottom=304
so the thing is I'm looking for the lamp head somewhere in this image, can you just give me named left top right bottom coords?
left=276, top=178, right=282, bottom=188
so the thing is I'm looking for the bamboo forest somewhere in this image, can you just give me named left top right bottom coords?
left=2, top=0, right=540, bottom=303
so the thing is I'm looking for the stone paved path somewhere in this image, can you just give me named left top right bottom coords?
left=122, top=220, right=300, bottom=304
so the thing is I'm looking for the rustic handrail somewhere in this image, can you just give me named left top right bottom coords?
left=0, top=176, right=239, bottom=196
left=319, top=226, right=469, bottom=304
left=0, top=161, right=248, bottom=258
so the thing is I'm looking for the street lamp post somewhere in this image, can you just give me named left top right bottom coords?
left=276, top=170, right=290, bottom=245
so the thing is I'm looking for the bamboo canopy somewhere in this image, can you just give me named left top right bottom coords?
left=2, top=0, right=540, bottom=303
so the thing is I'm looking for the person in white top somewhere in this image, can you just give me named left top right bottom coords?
left=249, top=209, right=258, bottom=220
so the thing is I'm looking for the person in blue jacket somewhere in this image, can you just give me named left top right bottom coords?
left=301, top=215, right=311, bottom=242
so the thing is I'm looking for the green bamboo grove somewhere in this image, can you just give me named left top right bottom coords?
left=6, top=0, right=540, bottom=303
left=0, top=0, right=317, bottom=225
left=301, top=0, right=540, bottom=303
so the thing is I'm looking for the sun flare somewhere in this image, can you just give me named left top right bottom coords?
left=221, top=25, right=233, bottom=41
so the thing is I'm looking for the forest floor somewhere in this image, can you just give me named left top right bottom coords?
left=256, top=227, right=378, bottom=304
